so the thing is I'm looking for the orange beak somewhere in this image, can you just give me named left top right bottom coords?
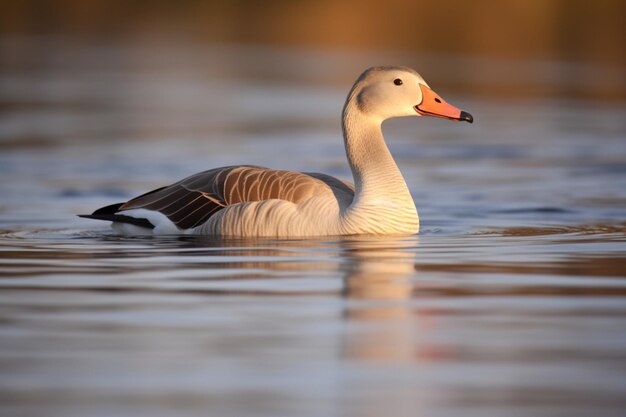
left=415, top=84, right=473, bottom=123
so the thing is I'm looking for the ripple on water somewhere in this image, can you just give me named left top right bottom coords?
left=1, top=224, right=626, bottom=417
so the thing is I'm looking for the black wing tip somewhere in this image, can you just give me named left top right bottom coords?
left=78, top=210, right=156, bottom=230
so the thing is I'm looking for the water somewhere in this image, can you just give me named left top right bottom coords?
left=1, top=39, right=626, bottom=417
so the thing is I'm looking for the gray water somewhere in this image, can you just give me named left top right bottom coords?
left=1, top=39, right=626, bottom=417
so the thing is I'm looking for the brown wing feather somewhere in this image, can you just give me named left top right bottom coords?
left=118, top=165, right=353, bottom=230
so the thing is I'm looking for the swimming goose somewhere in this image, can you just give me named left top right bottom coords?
left=80, top=66, right=473, bottom=237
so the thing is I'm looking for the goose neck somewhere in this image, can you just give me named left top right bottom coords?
left=342, top=105, right=406, bottom=197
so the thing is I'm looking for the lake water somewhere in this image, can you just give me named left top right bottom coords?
left=1, top=39, right=625, bottom=417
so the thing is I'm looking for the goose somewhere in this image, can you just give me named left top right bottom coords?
left=79, top=66, right=473, bottom=237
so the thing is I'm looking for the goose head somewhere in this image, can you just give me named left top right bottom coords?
left=348, top=66, right=473, bottom=123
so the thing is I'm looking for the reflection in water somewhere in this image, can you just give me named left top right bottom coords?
left=1, top=230, right=626, bottom=416
left=340, top=239, right=418, bottom=368
left=342, top=239, right=416, bottom=301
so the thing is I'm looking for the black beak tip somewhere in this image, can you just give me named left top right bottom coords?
left=460, top=111, right=473, bottom=124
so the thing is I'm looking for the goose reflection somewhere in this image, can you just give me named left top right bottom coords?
left=341, top=237, right=416, bottom=301
left=173, top=235, right=420, bottom=363
left=169, top=235, right=417, bottom=302
left=338, top=237, right=420, bottom=363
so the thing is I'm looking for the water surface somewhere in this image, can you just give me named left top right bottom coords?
left=1, top=39, right=625, bottom=417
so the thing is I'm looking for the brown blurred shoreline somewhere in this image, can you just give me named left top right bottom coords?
left=2, top=1, right=623, bottom=62
left=0, top=0, right=624, bottom=100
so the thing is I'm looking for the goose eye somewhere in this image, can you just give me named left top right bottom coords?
left=393, top=78, right=403, bottom=86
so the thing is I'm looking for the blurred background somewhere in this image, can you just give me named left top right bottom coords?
left=0, top=0, right=623, bottom=157
left=1, top=0, right=624, bottom=97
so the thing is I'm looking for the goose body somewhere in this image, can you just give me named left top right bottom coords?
left=80, top=66, right=472, bottom=237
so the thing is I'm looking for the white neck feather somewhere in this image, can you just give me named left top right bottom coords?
left=341, top=99, right=419, bottom=234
